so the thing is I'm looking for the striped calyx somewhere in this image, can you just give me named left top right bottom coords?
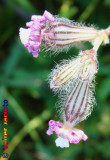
left=64, top=79, right=91, bottom=127
left=42, top=20, right=99, bottom=52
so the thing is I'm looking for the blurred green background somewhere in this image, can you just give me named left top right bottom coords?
left=0, top=0, right=110, bottom=160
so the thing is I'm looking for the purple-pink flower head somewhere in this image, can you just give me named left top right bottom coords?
left=19, top=10, right=99, bottom=58
left=19, top=10, right=55, bottom=57
left=46, top=120, right=88, bottom=148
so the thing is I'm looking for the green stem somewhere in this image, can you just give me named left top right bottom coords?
left=78, top=0, right=99, bottom=21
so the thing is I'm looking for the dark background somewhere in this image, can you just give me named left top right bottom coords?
left=0, top=0, right=110, bottom=160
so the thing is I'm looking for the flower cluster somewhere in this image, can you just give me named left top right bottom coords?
left=19, top=11, right=110, bottom=148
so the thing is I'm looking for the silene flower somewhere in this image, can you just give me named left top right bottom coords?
left=19, top=10, right=105, bottom=58
left=47, top=49, right=97, bottom=148
left=47, top=77, right=95, bottom=148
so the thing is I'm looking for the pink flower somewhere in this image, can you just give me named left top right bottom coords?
left=46, top=120, right=88, bottom=148
left=19, top=10, right=55, bottom=57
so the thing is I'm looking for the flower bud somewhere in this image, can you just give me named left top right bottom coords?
left=49, top=49, right=97, bottom=91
